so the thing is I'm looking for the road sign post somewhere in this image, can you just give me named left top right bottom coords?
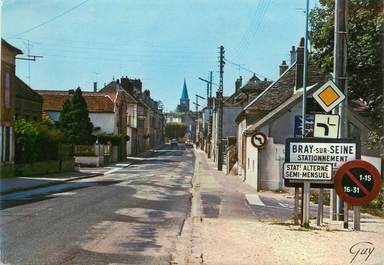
left=317, top=188, right=324, bottom=226
left=284, top=138, right=361, bottom=227
left=284, top=138, right=360, bottom=189
left=251, top=132, right=267, bottom=149
left=334, top=160, right=382, bottom=230
left=303, top=181, right=310, bottom=227
left=283, top=162, right=332, bottom=227
left=313, top=80, right=345, bottom=113
left=314, top=114, right=340, bottom=139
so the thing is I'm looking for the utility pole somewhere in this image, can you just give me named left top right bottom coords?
left=301, top=0, right=311, bottom=227
left=209, top=71, right=213, bottom=98
left=195, top=94, right=205, bottom=147
left=27, top=40, right=31, bottom=86
left=217, top=45, right=225, bottom=171
left=332, top=0, right=350, bottom=229
left=199, top=72, right=214, bottom=157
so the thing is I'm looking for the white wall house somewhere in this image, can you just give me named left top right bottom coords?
left=236, top=39, right=381, bottom=191
left=37, top=90, right=118, bottom=135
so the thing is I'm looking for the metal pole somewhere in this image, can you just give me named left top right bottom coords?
left=294, top=188, right=300, bottom=225
left=301, top=0, right=310, bottom=227
left=317, top=188, right=324, bottom=226
left=353, top=206, right=360, bottom=231
left=303, top=182, right=310, bottom=227
left=333, top=0, right=349, bottom=225
left=209, top=71, right=213, bottom=98
left=217, top=46, right=225, bottom=171
left=209, top=71, right=213, bottom=158
left=344, top=202, right=349, bottom=229
left=331, top=0, right=341, bottom=222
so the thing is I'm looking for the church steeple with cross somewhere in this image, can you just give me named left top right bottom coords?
left=177, top=78, right=190, bottom=112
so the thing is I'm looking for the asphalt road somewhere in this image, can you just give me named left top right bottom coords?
left=0, top=144, right=194, bottom=265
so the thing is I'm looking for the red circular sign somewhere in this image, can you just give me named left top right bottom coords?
left=334, top=160, right=382, bottom=206
left=251, top=132, right=267, bottom=149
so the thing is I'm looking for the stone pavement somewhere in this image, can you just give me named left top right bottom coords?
left=175, top=148, right=384, bottom=265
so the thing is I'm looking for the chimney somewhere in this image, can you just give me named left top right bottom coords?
left=144, top=89, right=150, bottom=98
left=135, top=79, right=142, bottom=94
left=279, top=60, right=288, bottom=76
left=120, top=76, right=132, bottom=93
left=295, top=38, right=305, bottom=92
left=93, top=82, right=97, bottom=92
left=290, top=45, right=296, bottom=65
left=235, top=76, right=242, bottom=92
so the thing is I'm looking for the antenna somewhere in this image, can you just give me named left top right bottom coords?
left=15, top=39, right=43, bottom=86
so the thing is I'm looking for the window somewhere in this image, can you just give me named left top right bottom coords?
left=5, top=71, right=11, bottom=108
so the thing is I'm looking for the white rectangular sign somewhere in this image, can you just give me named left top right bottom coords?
left=288, top=142, right=357, bottom=169
left=314, top=114, right=340, bottom=139
left=283, top=163, right=332, bottom=180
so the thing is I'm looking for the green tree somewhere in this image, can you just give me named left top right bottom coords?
left=310, top=0, right=383, bottom=129
left=15, top=118, right=63, bottom=163
left=165, top=122, right=187, bottom=140
left=59, top=87, right=95, bottom=145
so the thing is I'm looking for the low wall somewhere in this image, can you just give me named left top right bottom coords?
left=75, top=156, right=104, bottom=167
left=14, top=160, right=74, bottom=177
left=0, top=163, right=15, bottom=178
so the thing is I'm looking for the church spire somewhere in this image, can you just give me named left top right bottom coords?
left=177, top=78, right=190, bottom=112
left=181, top=78, right=189, bottom=100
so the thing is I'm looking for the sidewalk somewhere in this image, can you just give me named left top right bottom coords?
left=0, top=145, right=164, bottom=195
left=180, top=149, right=384, bottom=265
left=0, top=167, right=106, bottom=195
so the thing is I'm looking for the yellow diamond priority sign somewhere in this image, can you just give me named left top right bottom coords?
left=313, top=80, right=345, bottom=112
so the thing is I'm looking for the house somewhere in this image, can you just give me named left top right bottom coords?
left=38, top=89, right=129, bottom=159
left=117, top=76, right=165, bottom=154
left=15, top=76, right=43, bottom=121
left=1, top=39, right=23, bottom=175
left=99, top=79, right=139, bottom=156
left=236, top=38, right=381, bottom=191
left=209, top=75, right=271, bottom=168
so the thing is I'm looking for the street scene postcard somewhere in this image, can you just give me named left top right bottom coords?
left=0, top=0, right=383, bottom=264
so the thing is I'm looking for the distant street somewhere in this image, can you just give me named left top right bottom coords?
left=0, top=144, right=193, bottom=265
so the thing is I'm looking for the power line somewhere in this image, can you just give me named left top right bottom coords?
left=12, top=0, right=91, bottom=37
left=224, top=58, right=272, bottom=81
left=234, top=0, right=272, bottom=59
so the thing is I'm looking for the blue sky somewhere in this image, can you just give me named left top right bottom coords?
left=2, top=0, right=318, bottom=112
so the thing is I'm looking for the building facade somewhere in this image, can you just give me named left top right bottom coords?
left=15, top=76, right=43, bottom=121
left=1, top=39, right=22, bottom=176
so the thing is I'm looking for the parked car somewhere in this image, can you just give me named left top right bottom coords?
left=185, top=140, right=194, bottom=148
left=171, top=139, right=178, bottom=146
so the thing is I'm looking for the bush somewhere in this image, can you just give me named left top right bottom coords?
left=97, top=133, right=121, bottom=146
left=15, top=119, right=63, bottom=164
left=74, top=145, right=96, bottom=156
left=74, top=151, right=97, bottom=157
left=310, top=190, right=330, bottom=206
left=165, top=122, right=187, bottom=139
left=363, top=190, right=384, bottom=210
